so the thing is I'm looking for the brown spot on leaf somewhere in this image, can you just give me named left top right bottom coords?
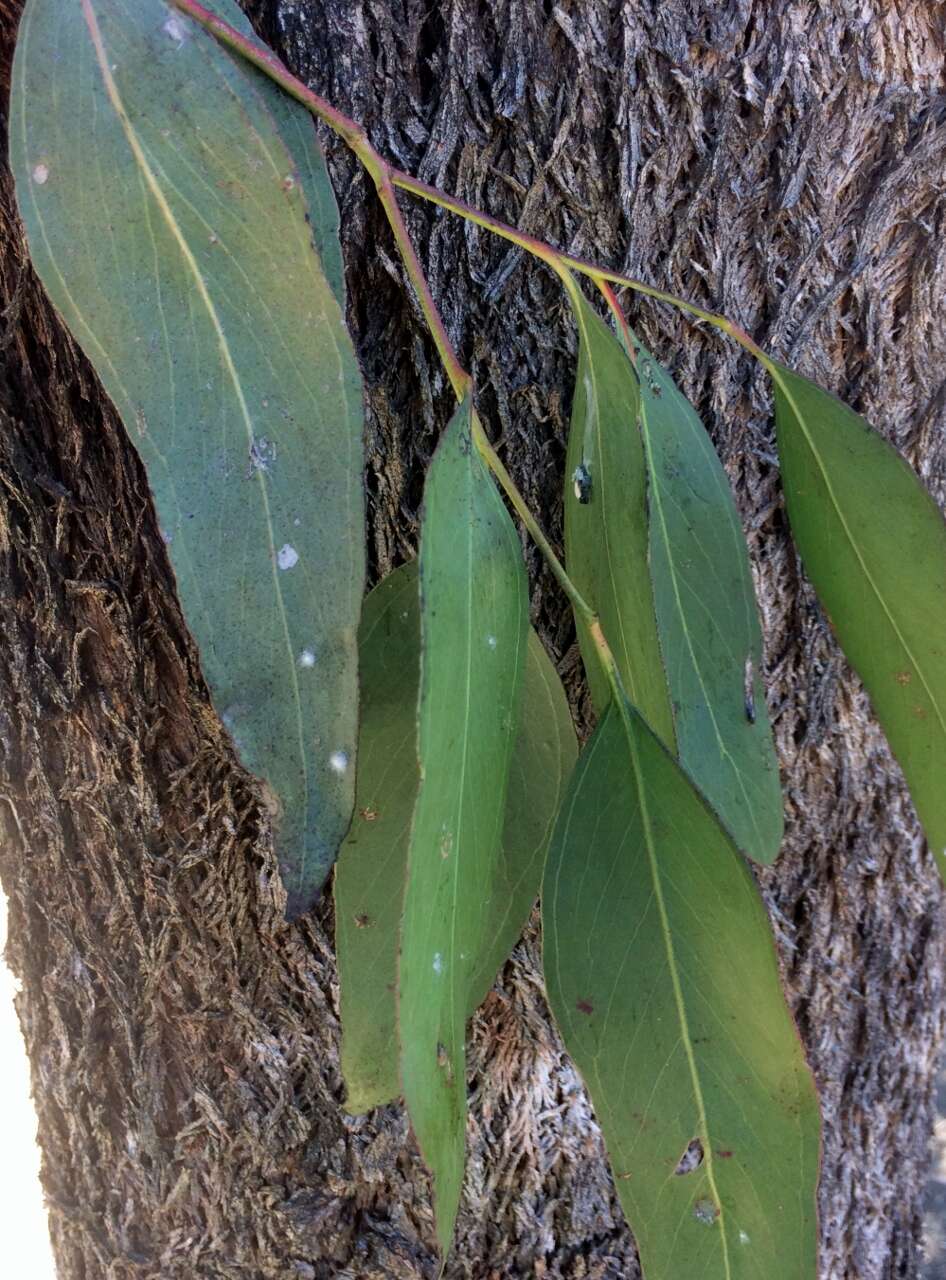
left=576, top=999, right=594, bottom=1015
left=354, top=913, right=371, bottom=928
left=896, top=670, right=912, bottom=686
left=717, top=1149, right=733, bottom=1159
left=360, top=806, right=379, bottom=821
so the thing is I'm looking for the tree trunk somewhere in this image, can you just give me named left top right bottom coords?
left=1, top=0, right=944, bottom=1276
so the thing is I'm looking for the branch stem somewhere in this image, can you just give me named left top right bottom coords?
left=168, top=0, right=682, bottom=696
left=170, top=0, right=769, bottom=365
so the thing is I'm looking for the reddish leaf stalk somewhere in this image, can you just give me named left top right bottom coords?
left=169, top=0, right=769, bottom=365
left=168, top=0, right=652, bottom=702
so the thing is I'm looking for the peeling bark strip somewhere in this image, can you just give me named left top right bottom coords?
left=0, top=1, right=944, bottom=1277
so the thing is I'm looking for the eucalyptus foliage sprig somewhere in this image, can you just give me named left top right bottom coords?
left=11, top=2, right=946, bottom=1277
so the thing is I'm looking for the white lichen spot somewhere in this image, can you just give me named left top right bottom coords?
left=439, top=827, right=454, bottom=858
left=298, top=648, right=316, bottom=669
left=293, top=517, right=302, bottom=527
left=277, top=543, right=299, bottom=571
left=32, top=163, right=49, bottom=185
left=738, top=1231, right=751, bottom=1246
left=329, top=750, right=349, bottom=774
left=162, top=15, right=187, bottom=44
left=209, top=233, right=219, bottom=246
left=486, top=634, right=498, bottom=650
left=432, top=953, right=444, bottom=976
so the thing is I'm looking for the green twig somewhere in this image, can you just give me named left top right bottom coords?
left=169, top=0, right=659, bottom=694
left=170, top=0, right=769, bottom=365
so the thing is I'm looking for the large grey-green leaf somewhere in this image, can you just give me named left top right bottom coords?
left=770, top=361, right=946, bottom=875
left=399, top=398, right=528, bottom=1259
left=563, top=285, right=674, bottom=745
left=335, top=560, right=576, bottom=1115
left=543, top=699, right=820, bottom=1280
left=11, top=0, right=364, bottom=915
left=634, top=333, right=783, bottom=863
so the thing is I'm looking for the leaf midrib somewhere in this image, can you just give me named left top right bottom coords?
left=570, top=292, right=654, bottom=727
left=639, top=388, right=765, bottom=854
left=618, top=701, right=734, bottom=1280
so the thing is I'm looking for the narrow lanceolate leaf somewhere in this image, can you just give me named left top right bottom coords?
left=633, top=334, right=783, bottom=863
left=771, top=362, right=946, bottom=875
left=563, top=285, right=674, bottom=745
left=543, top=701, right=820, bottom=1280
left=335, top=561, right=576, bottom=1115
left=11, top=0, right=365, bottom=915
left=218, top=4, right=346, bottom=311
left=399, top=399, right=528, bottom=1258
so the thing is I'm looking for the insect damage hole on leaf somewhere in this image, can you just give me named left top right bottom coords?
left=673, top=1138, right=705, bottom=1175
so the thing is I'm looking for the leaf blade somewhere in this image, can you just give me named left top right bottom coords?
left=11, top=0, right=365, bottom=914
left=770, top=361, right=946, bottom=870
left=635, top=335, right=783, bottom=862
left=335, top=561, right=576, bottom=1114
left=563, top=287, right=674, bottom=745
left=543, top=701, right=820, bottom=1280
left=398, top=399, right=528, bottom=1257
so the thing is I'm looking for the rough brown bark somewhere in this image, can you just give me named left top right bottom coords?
left=1, top=1, right=945, bottom=1276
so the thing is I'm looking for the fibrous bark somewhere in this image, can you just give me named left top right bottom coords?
left=1, top=1, right=945, bottom=1276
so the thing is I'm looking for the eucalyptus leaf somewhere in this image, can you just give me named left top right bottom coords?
left=11, top=0, right=365, bottom=915
left=335, top=560, right=576, bottom=1115
left=179, top=0, right=347, bottom=311
left=563, top=285, right=674, bottom=745
left=770, top=361, right=946, bottom=874
left=543, top=699, right=820, bottom=1280
left=398, top=398, right=528, bottom=1258
left=633, top=333, right=783, bottom=863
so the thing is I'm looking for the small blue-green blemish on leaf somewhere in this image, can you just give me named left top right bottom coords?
left=693, top=1198, right=719, bottom=1226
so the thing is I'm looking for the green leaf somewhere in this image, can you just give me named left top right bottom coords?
left=11, top=0, right=365, bottom=915
left=770, top=362, right=946, bottom=874
left=335, top=560, right=576, bottom=1115
left=563, top=287, right=674, bottom=745
left=543, top=699, right=820, bottom=1280
left=633, top=334, right=783, bottom=863
left=173, top=0, right=348, bottom=312
left=398, top=398, right=528, bottom=1258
